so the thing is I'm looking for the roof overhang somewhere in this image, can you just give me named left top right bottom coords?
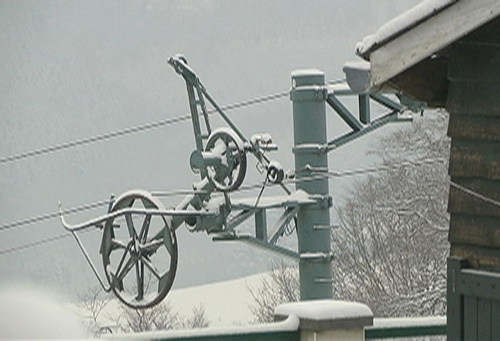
left=344, top=0, right=500, bottom=106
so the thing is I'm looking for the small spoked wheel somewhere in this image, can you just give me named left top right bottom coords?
left=205, top=128, right=247, bottom=192
left=101, top=190, right=178, bottom=309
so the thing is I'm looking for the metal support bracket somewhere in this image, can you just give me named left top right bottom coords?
left=321, top=85, right=413, bottom=152
left=327, top=110, right=412, bottom=150
left=213, top=233, right=299, bottom=260
left=269, top=206, right=299, bottom=245
left=300, top=252, right=335, bottom=262
left=290, top=85, right=328, bottom=102
left=292, top=143, right=329, bottom=155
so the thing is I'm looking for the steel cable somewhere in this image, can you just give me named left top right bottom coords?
left=0, top=157, right=449, bottom=233
left=0, top=91, right=289, bottom=165
left=3, top=158, right=499, bottom=256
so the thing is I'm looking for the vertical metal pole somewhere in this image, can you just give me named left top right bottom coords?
left=255, top=209, right=267, bottom=241
left=291, top=69, right=332, bottom=300
left=358, top=94, right=371, bottom=124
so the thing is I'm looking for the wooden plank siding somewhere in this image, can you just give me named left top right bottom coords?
left=447, top=17, right=500, bottom=269
left=448, top=258, right=500, bottom=339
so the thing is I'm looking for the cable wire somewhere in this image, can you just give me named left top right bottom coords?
left=450, top=180, right=500, bottom=208
left=0, top=229, right=94, bottom=256
left=0, top=157, right=447, bottom=233
left=0, top=199, right=111, bottom=232
left=0, top=91, right=289, bottom=165
left=327, top=157, right=448, bottom=178
left=2, top=161, right=500, bottom=256
left=0, top=233, right=69, bottom=256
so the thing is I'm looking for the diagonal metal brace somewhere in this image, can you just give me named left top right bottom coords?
left=327, top=110, right=412, bottom=151
left=326, top=94, right=363, bottom=131
left=213, top=233, right=299, bottom=260
left=268, top=206, right=299, bottom=245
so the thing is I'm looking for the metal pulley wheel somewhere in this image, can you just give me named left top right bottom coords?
left=205, top=128, right=247, bottom=191
left=101, top=190, right=178, bottom=309
left=266, top=160, right=285, bottom=184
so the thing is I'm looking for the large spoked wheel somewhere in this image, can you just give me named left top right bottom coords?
left=101, top=190, right=178, bottom=309
left=205, top=128, right=247, bottom=192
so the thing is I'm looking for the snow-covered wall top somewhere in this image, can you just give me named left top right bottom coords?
left=356, top=0, right=457, bottom=59
left=275, top=300, right=373, bottom=322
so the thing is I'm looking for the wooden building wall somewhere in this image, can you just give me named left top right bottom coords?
left=447, top=17, right=500, bottom=270
left=446, top=17, right=500, bottom=340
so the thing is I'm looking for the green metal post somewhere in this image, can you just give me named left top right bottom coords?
left=291, top=69, right=332, bottom=300
left=358, top=94, right=371, bottom=124
left=255, top=209, right=267, bottom=241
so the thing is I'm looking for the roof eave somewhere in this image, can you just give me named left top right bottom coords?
left=350, top=0, right=500, bottom=93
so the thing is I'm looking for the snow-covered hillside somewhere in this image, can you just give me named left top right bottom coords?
left=165, top=272, right=267, bottom=326
left=70, top=271, right=271, bottom=336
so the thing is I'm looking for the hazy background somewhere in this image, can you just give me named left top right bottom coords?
left=0, top=0, right=421, bottom=301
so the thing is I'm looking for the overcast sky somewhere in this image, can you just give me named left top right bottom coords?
left=0, top=0, right=421, bottom=301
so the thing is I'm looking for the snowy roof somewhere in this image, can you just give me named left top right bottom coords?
left=347, top=0, right=500, bottom=90
left=356, top=0, right=457, bottom=59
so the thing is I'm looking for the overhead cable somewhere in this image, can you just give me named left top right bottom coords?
left=450, top=180, right=500, bottom=208
left=0, top=199, right=111, bottom=232
left=327, top=157, right=447, bottom=178
left=2, top=172, right=500, bottom=256
left=0, top=229, right=94, bottom=256
left=0, top=91, right=289, bottom=165
left=0, top=157, right=468, bottom=234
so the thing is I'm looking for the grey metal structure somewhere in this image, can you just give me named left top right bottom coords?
left=290, top=70, right=332, bottom=300
left=59, top=55, right=410, bottom=308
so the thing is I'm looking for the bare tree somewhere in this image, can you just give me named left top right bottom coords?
left=248, top=111, right=450, bottom=321
left=180, top=304, right=211, bottom=329
left=333, top=111, right=450, bottom=317
left=78, top=288, right=211, bottom=335
left=248, top=260, right=299, bottom=324
left=77, top=286, right=111, bottom=337
left=116, top=301, right=180, bottom=333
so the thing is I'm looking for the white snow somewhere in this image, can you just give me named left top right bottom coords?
left=108, top=314, right=299, bottom=340
left=275, top=300, right=373, bottom=321
left=71, top=272, right=271, bottom=330
left=342, top=61, right=373, bottom=94
left=232, top=190, right=314, bottom=209
left=299, top=252, right=333, bottom=261
left=371, top=316, right=446, bottom=328
left=356, top=0, right=457, bottom=57
left=0, top=287, right=89, bottom=339
left=166, top=272, right=266, bottom=326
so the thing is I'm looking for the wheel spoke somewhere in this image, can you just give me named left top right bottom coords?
left=136, top=261, right=144, bottom=300
left=158, top=271, right=171, bottom=293
left=141, top=256, right=161, bottom=279
left=116, top=256, right=136, bottom=282
left=114, top=243, right=132, bottom=277
left=139, top=214, right=152, bottom=243
left=125, top=213, right=138, bottom=241
left=141, top=239, right=164, bottom=254
left=110, top=238, right=128, bottom=251
left=108, top=266, right=124, bottom=291
left=141, top=198, right=156, bottom=209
